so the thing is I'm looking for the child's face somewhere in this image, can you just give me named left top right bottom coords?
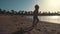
left=35, top=7, right=39, bottom=10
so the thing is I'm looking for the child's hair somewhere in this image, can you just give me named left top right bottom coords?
left=35, top=5, right=39, bottom=9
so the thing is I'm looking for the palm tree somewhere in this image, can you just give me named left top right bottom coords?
left=30, top=11, right=33, bottom=15
left=24, top=11, right=27, bottom=15
left=3, top=10, right=6, bottom=14
left=19, top=11, right=24, bottom=15
left=28, top=12, right=30, bottom=15
left=6, top=11, right=10, bottom=15
left=17, top=11, right=20, bottom=15
left=14, top=11, right=17, bottom=15
left=21, top=11, right=24, bottom=15
left=0, top=8, right=2, bottom=14
left=11, top=10, right=15, bottom=15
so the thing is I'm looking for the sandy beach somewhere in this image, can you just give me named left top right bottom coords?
left=0, top=15, right=60, bottom=34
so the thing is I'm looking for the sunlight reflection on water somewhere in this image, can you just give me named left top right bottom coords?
left=26, top=16, right=60, bottom=24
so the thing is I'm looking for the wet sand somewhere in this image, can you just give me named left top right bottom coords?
left=0, top=15, right=60, bottom=34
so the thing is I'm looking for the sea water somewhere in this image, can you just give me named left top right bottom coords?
left=25, top=16, right=60, bottom=24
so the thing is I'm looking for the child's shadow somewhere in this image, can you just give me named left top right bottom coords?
left=12, top=26, right=33, bottom=34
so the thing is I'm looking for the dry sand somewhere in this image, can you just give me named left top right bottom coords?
left=0, top=15, right=60, bottom=34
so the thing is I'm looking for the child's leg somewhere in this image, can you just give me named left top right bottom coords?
left=33, top=18, right=36, bottom=27
left=35, top=18, right=39, bottom=27
left=33, top=16, right=39, bottom=28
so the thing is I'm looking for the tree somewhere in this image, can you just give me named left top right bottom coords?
left=14, top=11, right=17, bottom=15
left=11, top=10, right=15, bottom=14
left=0, top=9, right=1, bottom=11
left=19, top=11, right=24, bottom=15
left=30, top=11, right=33, bottom=15
left=17, top=11, right=20, bottom=15
left=28, top=12, right=30, bottom=15
left=6, top=11, right=10, bottom=15
left=3, top=10, right=6, bottom=14
left=0, top=9, right=2, bottom=14
left=24, top=11, right=27, bottom=15
left=21, top=11, right=24, bottom=15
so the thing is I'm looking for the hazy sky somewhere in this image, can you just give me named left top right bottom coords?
left=41, top=0, right=60, bottom=12
left=0, top=0, right=60, bottom=12
left=0, top=0, right=42, bottom=11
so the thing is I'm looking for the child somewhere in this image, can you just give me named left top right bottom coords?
left=33, top=5, right=39, bottom=27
